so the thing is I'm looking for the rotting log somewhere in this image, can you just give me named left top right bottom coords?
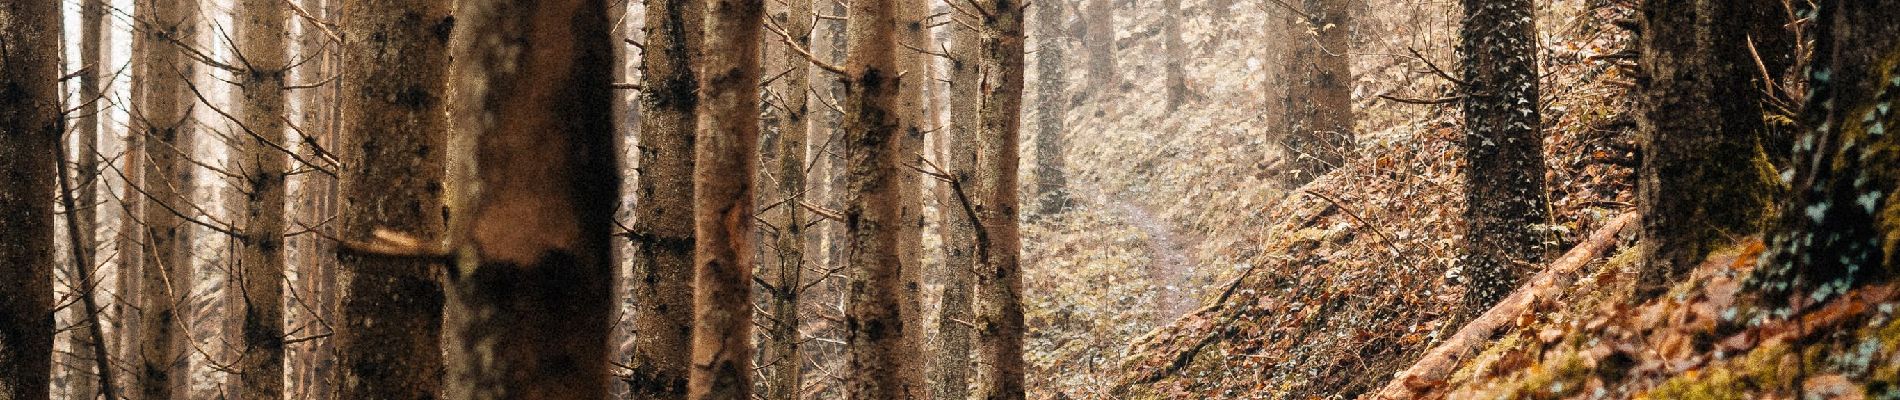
left=1371, top=213, right=1636, bottom=400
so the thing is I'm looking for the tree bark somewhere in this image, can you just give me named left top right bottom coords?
left=441, top=0, right=619, bottom=397
left=137, top=0, right=202, bottom=397
left=971, top=1, right=1027, bottom=399
left=290, top=0, right=339, bottom=396
left=1747, top=0, right=1900, bottom=309
left=687, top=1, right=764, bottom=399
left=1633, top=0, right=1778, bottom=299
left=1162, top=0, right=1186, bottom=111
left=335, top=0, right=452, bottom=397
left=1457, top=0, right=1550, bottom=315
left=838, top=0, right=928, bottom=397
left=629, top=0, right=702, bottom=398
left=1032, top=0, right=1070, bottom=216
left=0, top=0, right=61, bottom=397
left=931, top=10, right=981, bottom=400
left=233, top=0, right=294, bottom=395
left=66, top=0, right=110, bottom=395
left=1081, top=0, right=1116, bottom=94
left=762, top=0, right=813, bottom=397
left=1280, top=0, right=1354, bottom=186
left=113, top=25, right=148, bottom=395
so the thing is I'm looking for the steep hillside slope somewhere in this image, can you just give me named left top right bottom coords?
left=1018, top=0, right=1644, bottom=398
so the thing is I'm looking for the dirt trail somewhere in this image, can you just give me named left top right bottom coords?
left=1098, top=190, right=1201, bottom=323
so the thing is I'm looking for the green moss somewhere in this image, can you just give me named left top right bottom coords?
left=1647, top=342, right=1794, bottom=399
left=1497, top=353, right=1591, bottom=400
left=1449, top=333, right=1524, bottom=385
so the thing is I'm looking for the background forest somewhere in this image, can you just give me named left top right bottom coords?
left=1, top=0, right=1898, bottom=398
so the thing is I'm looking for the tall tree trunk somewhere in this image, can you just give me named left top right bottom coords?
left=932, top=9, right=980, bottom=400
left=687, top=1, right=764, bottom=399
left=233, top=0, right=293, bottom=395
left=838, top=0, right=926, bottom=397
left=66, top=0, right=111, bottom=396
left=1032, top=0, right=1070, bottom=216
left=0, top=0, right=61, bottom=397
left=762, top=0, right=813, bottom=397
left=1280, top=0, right=1354, bottom=186
left=114, top=23, right=149, bottom=394
left=290, top=0, right=336, bottom=396
left=137, top=0, right=202, bottom=397
left=1746, top=0, right=1900, bottom=309
left=1456, top=0, right=1549, bottom=314
left=441, top=0, right=618, bottom=397
left=971, top=1, right=1027, bottom=398
left=893, top=0, right=929, bottom=384
left=1261, top=9, right=1292, bottom=148
left=1081, top=0, right=1116, bottom=95
left=1161, top=0, right=1186, bottom=111
left=1633, top=0, right=1778, bottom=299
left=335, top=0, right=452, bottom=397
left=628, top=1, right=701, bottom=398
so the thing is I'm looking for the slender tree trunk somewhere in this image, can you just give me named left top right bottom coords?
left=1081, top=0, right=1116, bottom=94
left=55, top=114, right=122, bottom=400
left=114, top=25, right=148, bottom=395
left=687, top=1, right=764, bottom=399
left=1457, top=0, right=1549, bottom=314
left=137, top=0, right=202, bottom=397
left=290, top=0, right=335, bottom=395
left=971, top=1, right=1027, bottom=398
left=1280, top=0, right=1354, bottom=185
left=1162, top=0, right=1186, bottom=110
left=1633, top=0, right=1778, bottom=299
left=931, top=8, right=980, bottom=400
left=838, top=0, right=926, bottom=397
left=1746, top=0, right=1900, bottom=308
left=629, top=0, right=702, bottom=398
left=823, top=0, right=851, bottom=296
left=232, top=0, right=294, bottom=395
left=0, top=0, right=62, bottom=397
left=1032, top=0, right=1070, bottom=216
left=763, top=0, right=813, bottom=397
left=335, top=0, right=452, bottom=397
left=440, top=0, right=618, bottom=397
left=66, top=0, right=111, bottom=396
left=893, top=0, right=929, bottom=384
left=1261, top=9, right=1292, bottom=147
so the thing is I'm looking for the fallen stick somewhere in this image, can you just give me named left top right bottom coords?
left=1369, top=213, right=1636, bottom=399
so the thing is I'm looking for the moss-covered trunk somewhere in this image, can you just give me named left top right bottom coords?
left=1748, top=0, right=1900, bottom=311
left=1457, top=0, right=1550, bottom=315
left=1634, top=0, right=1779, bottom=299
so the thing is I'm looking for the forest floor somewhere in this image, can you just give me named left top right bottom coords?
left=1019, top=0, right=1900, bottom=397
